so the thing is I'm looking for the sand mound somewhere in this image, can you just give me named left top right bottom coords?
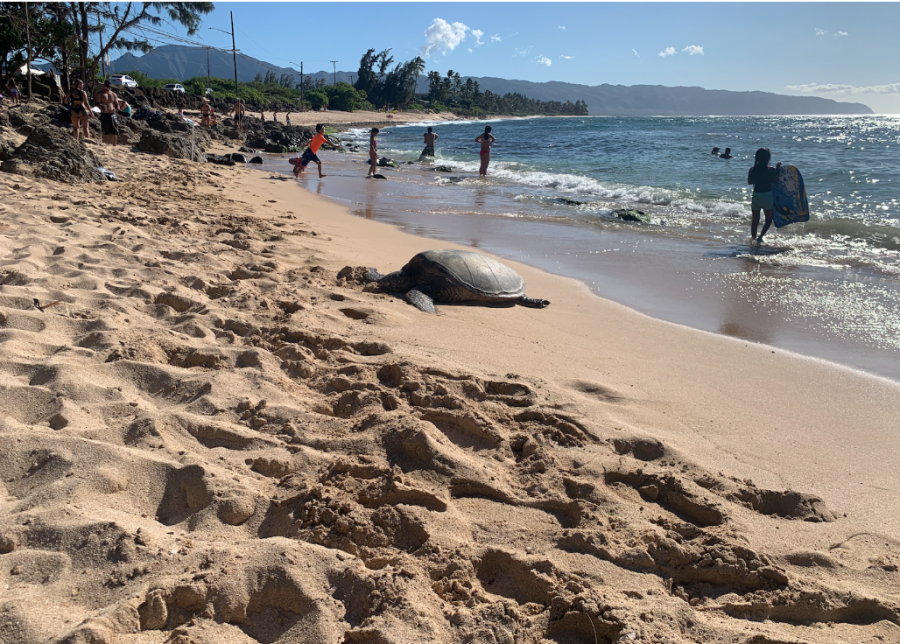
left=0, top=118, right=898, bottom=644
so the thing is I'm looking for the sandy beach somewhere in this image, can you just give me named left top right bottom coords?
left=1, top=107, right=899, bottom=643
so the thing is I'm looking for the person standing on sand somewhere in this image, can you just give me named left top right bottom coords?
left=286, top=113, right=291, bottom=126
left=475, top=125, right=496, bottom=177
left=289, top=123, right=341, bottom=178
left=747, top=147, right=782, bottom=243
left=367, top=128, right=379, bottom=177
left=7, top=79, right=20, bottom=105
left=232, top=99, right=245, bottom=132
left=66, top=79, right=91, bottom=140
left=418, top=126, right=438, bottom=161
left=93, top=80, right=119, bottom=146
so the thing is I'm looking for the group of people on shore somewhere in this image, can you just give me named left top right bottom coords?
left=64, top=78, right=132, bottom=145
left=290, top=123, right=499, bottom=181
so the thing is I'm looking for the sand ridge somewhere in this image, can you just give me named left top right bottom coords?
left=0, top=113, right=899, bottom=643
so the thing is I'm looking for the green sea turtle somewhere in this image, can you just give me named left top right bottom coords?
left=363, top=249, right=550, bottom=314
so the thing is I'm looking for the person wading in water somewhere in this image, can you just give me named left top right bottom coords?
left=475, top=125, right=496, bottom=177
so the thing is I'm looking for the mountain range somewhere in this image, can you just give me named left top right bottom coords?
left=109, top=45, right=873, bottom=116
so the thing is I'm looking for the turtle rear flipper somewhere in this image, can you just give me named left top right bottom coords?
left=405, top=288, right=436, bottom=314
left=518, top=295, right=550, bottom=309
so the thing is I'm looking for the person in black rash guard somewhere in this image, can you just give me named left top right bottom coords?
left=719, top=147, right=733, bottom=159
left=747, top=147, right=782, bottom=243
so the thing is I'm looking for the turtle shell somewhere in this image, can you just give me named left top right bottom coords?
left=410, top=249, right=526, bottom=300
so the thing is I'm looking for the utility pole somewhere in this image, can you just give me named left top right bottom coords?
left=230, top=12, right=238, bottom=100
left=206, top=47, right=210, bottom=88
left=291, top=61, right=303, bottom=108
left=24, top=1, right=32, bottom=97
left=330, top=60, right=337, bottom=85
left=350, top=74, right=354, bottom=85
left=209, top=15, right=239, bottom=100
left=96, top=11, right=105, bottom=79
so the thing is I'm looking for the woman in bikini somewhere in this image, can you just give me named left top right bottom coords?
left=475, top=125, right=496, bottom=177
left=367, top=128, right=379, bottom=177
left=66, top=80, right=91, bottom=140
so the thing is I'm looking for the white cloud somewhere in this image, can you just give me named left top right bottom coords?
left=632, top=48, right=640, bottom=58
left=836, top=31, right=848, bottom=37
left=467, top=48, right=473, bottom=53
left=514, top=47, right=531, bottom=57
left=815, top=28, right=827, bottom=36
left=491, top=34, right=501, bottom=43
left=658, top=47, right=676, bottom=58
left=536, top=55, right=552, bottom=67
left=558, top=26, right=566, bottom=30
left=682, top=45, right=704, bottom=56
left=421, top=18, right=473, bottom=57
left=471, top=29, right=484, bottom=47
left=785, top=82, right=900, bottom=95
left=559, top=55, right=574, bottom=60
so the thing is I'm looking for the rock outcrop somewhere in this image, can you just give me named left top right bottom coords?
left=0, top=125, right=105, bottom=183
left=136, top=129, right=206, bottom=163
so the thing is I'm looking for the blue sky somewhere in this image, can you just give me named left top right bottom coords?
left=135, top=2, right=900, bottom=113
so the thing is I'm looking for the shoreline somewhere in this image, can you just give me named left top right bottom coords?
left=267, top=159, right=900, bottom=539
left=1, top=120, right=899, bottom=642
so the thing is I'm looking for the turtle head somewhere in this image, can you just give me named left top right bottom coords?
left=376, top=270, right=413, bottom=293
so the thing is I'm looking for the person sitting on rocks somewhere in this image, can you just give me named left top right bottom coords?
left=66, top=79, right=92, bottom=141
left=117, top=98, right=132, bottom=119
left=93, top=80, right=119, bottom=146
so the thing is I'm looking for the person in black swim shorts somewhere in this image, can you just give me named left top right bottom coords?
left=94, top=80, right=119, bottom=146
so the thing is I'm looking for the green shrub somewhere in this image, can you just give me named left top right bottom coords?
left=306, top=90, right=329, bottom=110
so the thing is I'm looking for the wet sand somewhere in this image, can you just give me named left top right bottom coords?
left=265, top=150, right=900, bottom=383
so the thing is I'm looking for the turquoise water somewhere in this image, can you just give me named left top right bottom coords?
left=268, top=115, right=900, bottom=380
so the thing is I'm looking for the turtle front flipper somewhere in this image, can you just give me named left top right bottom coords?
left=405, top=288, right=436, bottom=314
left=517, top=295, right=550, bottom=309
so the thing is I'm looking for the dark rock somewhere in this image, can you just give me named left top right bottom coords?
left=206, top=153, right=236, bottom=166
left=222, top=126, right=241, bottom=140
left=1, top=125, right=104, bottom=183
left=230, top=153, right=247, bottom=163
left=249, top=156, right=263, bottom=164
left=136, top=129, right=206, bottom=162
left=246, top=136, right=268, bottom=149
left=558, top=197, right=586, bottom=206
left=264, top=141, right=287, bottom=154
left=434, top=165, right=453, bottom=172
left=238, top=146, right=257, bottom=153
left=0, top=137, right=16, bottom=162
left=147, top=112, right=191, bottom=134
left=612, top=208, right=651, bottom=223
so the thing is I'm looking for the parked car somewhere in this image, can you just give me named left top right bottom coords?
left=164, top=84, right=185, bottom=93
left=108, top=74, right=138, bottom=88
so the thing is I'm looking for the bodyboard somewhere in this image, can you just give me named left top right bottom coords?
left=772, top=164, right=809, bottom=228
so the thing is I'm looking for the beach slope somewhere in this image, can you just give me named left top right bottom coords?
left=1, top=140, right=899, bottom=644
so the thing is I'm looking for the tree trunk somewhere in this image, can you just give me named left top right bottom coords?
left=78, top=2, right=89, bottom=86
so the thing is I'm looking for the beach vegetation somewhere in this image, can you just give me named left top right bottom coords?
left=305, top=89, right=328, bottom=111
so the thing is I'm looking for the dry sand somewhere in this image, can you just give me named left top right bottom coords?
left=1, top=122, right=899, bottom=644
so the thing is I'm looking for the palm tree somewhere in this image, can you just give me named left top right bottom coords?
left=410, top=56, right=425, bottom=96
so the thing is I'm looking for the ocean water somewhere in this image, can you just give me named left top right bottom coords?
left=265, top=115, right=900, bottom=381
